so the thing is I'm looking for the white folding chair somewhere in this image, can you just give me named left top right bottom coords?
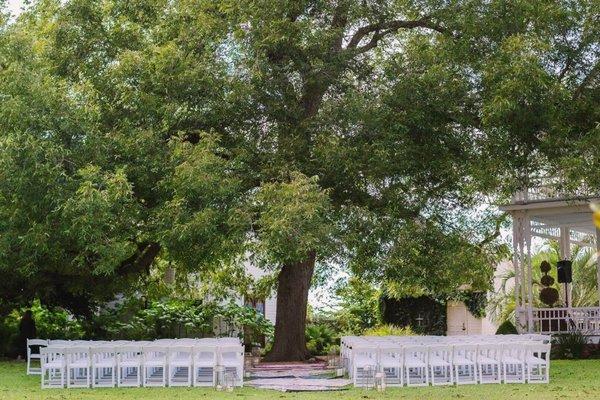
left=193, top=344, right=217, bottom=386
left=66, top=346, right=91, bottom=388
left=428, top=344, right=453, bottom=385
left=117, top=345, right=142, bottom=387
left=168, top=345, right=193, bottom=386
left=27, top=339, right=48, bottom=375
left=41, top=347, right=66, bottom=389
left=142, top=345, right=167, bottom=387
left=379, top=346, right=403, bottom=386
left=477, top=344, right=502, bottom=384
left=404, top=345, right=428, bottom=387
left=218, top=344, right=244, bottom=387
left=48, top=340, right=71, bottom=346
left=91, top=346, right=116, bottom=387
left=501, top=342, right=526, bottom=383
left=453, top=344, right=478, bottom=385
left=351, top=344, right=378, bottom=387
left=525, top=343, right=550, bottom=383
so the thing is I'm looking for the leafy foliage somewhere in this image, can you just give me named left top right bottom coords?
left=380, top=295, right=447, bottom=335
left=539, top=260, right=560, bottom=307
left=253, top=173, right=334, bottom=267
left=329, top=277, right=382, bottom=334
left=29, top=300, right=85, bottom=340
left=1, top=0, right=597, bottom=358
left=305, top=324, right=337, bottom=357
left=448, top=291, right=488, bottom=319
left=553, top=332, right=589, bottom=359
left=363, top=325, right=417, bottom=337
left=0, top=301, right=84, bottom=357
left=495, top=320, right=518, bottom=335
left=489, top=241, right=598, bottom=323
left=102, top=299, right=273, bottom=341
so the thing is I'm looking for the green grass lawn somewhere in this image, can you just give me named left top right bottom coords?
left=1, top=360, right=599, bottom=400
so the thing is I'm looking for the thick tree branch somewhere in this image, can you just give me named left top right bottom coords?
left=330, top=2, right=349, bottom=53
left=573, top=61, right=600, bottom=99
left=118, top=241, right=161, bottom=275
left=346, top=16, right=449, bottom=53
left=558, top=38, right=591, bottom=82
left=478, top=214, right=507, bottom=248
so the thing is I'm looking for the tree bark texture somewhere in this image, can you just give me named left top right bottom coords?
left=263, top=251, right=316, bottom=361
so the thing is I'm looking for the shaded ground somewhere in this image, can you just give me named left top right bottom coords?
left=1, top=359, right=600, bottom=399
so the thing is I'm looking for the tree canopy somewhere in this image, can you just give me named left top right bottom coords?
left=0, top=0, right=597, bottom=359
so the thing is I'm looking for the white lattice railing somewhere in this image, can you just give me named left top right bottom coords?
left=513, top=176, right=598, bottom=203
left=530, top=222, right=596, bottom=245
left=531, top=307, right=600, bottom=334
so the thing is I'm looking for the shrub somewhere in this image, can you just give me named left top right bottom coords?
left=364, top=324, right=416, bottom=336
left=0, top=301, right=85, bottom=357
left=103, top=300, right=273, bottom=341
left=540, top=275, right=554, bottom=287
left=0, top=313, right=20, bottom=357
left=539, top=287, right=559, bottom=306
left=30, top=301, right=84, bottom=340
left=380, top=296, right=446, bottom=335
left=495, top=320, right=518, bottom=334
left=305, top=324, right=338, bottom=356
left=540, top=261, right=551, bottom=273
left=553, top=331, right=589, bottom=359
left=327, top=344, right=340, bottom=355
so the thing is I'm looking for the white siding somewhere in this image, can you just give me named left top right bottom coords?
left=264, top=296, right=277, bottom=324
left=242, top=259, right=278, bottom=324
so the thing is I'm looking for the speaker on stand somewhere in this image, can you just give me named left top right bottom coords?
left=557, top=260, right=573, bottom=307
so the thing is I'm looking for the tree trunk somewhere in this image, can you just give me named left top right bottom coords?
left=264, top=251, right=316, bottom=362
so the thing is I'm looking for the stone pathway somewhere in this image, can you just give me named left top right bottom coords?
left=246, top=361, right=351, bottom=392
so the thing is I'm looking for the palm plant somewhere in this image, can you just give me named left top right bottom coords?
left=488, top=240, right=598, bottom=324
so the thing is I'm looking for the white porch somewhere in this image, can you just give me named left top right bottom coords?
left=500, top=179, right=600, bottom=336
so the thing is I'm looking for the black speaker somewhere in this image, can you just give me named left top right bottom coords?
left=557, top=260, right=572, bottom=284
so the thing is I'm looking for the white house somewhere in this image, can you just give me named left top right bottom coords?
left=240, top=260, right=278, bottom=325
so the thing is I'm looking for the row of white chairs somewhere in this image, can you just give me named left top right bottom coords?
left=341, top=334, right=550, bottom=363
left=341, top=335, right=551, bottom=387
left=27, top=338, right=244, bottom=389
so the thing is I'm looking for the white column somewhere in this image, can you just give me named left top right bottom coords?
left=512, top=211, right=529, bottom=332
left=525, top=214, right=534, bottom=332
left=512, top=213, right=521, bottom=309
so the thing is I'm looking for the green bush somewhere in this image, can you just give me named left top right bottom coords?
left=0, top=301, right=85, bottom=357
left=327, top=344, right=340, bottom=355
left=380, top=296, right=446, bottom=335
left=328, top=278, right=381, bottom=335
left=364, top=324, right=416, bottom=336
left=553, top=331, right=589, bottom=359
left=0, top=313, right=20, bottom=357
left=30, top=301, right=84, bottom=340
left=305, top=324, right=338, bottom=356
left=103, top=300, right=273, bottom=341
left=495, top=320, right=518, bottom=334
left=1, top=298, right=275, bottom=358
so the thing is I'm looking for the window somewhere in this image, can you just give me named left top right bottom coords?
left=245, top=298, right=265, bottom=316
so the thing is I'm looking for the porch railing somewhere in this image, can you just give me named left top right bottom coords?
left=513, top=176, right=598, bottom=204
left=531, top=307, right=600, bottom=335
